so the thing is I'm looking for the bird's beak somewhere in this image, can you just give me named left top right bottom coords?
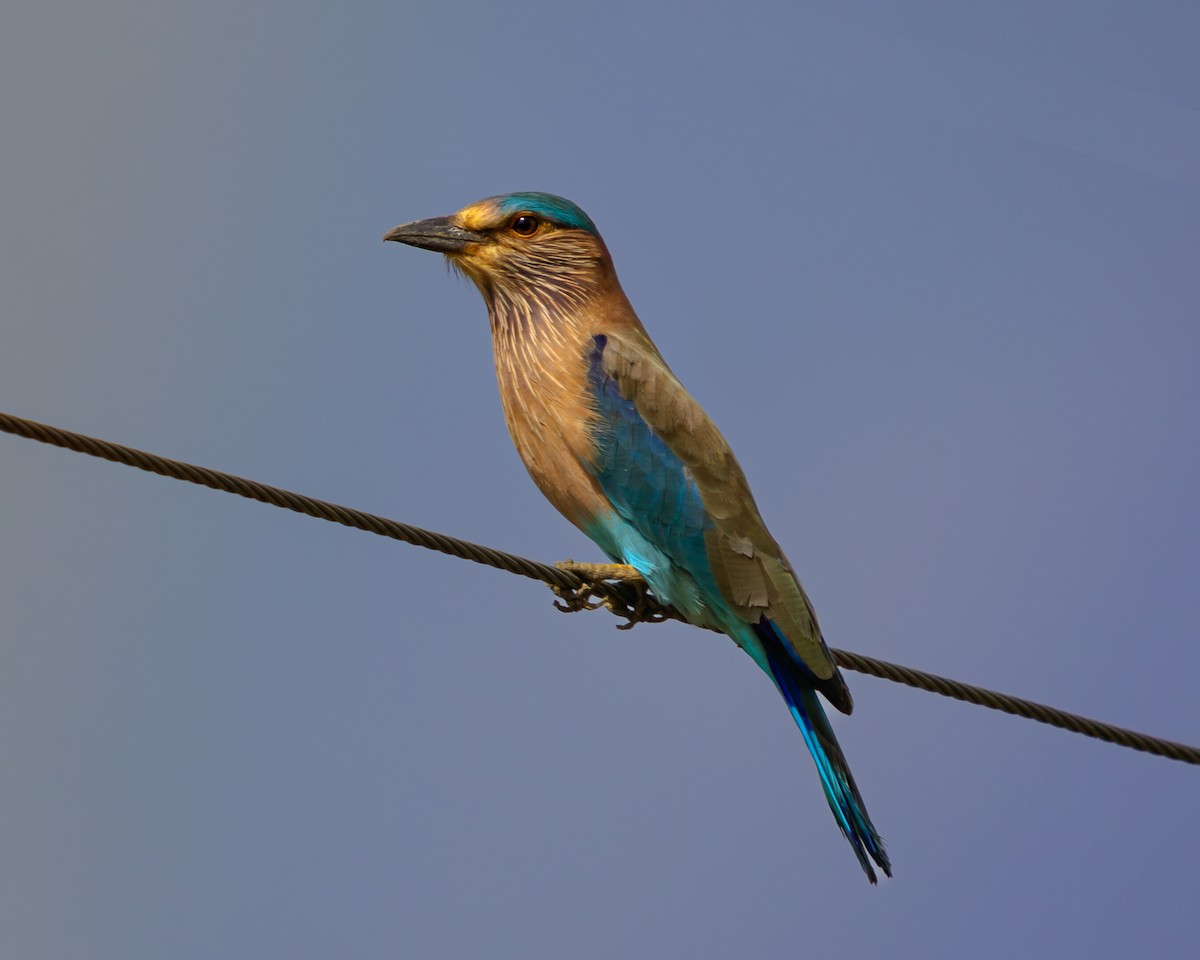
left=382, top=216, right=485, bottom=254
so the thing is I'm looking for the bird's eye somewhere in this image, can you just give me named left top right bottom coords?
left=511, top=214, right=540, bottom=237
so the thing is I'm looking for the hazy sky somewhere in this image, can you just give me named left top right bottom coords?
left=3, top=2, right=1198, bottom=957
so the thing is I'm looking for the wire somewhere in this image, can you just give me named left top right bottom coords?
left=3, top=409, right=1197, bottom=766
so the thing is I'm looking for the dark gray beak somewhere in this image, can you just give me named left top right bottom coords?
left=382, top=216, right=485, bottom=253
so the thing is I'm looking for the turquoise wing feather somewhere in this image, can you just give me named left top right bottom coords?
left=581, top=334, right=720, bottom=609
left=582, top=332, right=847, bottom=700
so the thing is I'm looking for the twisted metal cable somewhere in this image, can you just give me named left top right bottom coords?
left=3, top=410, right=1197, bottom=766
left=1, top=411, right=580, bottom=589
left=831, top=650, right=1199, bottom=764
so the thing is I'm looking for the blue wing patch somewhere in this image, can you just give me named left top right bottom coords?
left=581, top=335, right=720, bottom=613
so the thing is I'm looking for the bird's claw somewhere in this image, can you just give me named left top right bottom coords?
left=551, top=561, right=673, bottom=630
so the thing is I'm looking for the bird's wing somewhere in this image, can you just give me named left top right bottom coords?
left=585, top=332, right=840, bottom=686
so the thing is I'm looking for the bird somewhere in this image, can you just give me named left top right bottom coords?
left=384, top=192, right=891, bottom=882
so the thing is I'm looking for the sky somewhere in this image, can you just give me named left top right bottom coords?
left=2, top=1, right=1198, bottom=957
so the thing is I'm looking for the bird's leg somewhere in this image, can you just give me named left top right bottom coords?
left=555, top=561, right=645, bottom=583
left=551, top=561, right=641, bottom=614
left=551, top=561, right=673, bottom=630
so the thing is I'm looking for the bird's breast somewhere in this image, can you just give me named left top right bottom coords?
left=490, top=327, right=610, bottom=532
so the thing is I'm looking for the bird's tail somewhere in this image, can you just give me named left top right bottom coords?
left=763, top=639, right=892, bottom=883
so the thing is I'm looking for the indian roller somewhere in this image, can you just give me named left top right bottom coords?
left=384, top=192, right=891, bottom=882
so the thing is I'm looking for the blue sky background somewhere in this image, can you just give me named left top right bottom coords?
left=3, top=1, right=1198, bottom=957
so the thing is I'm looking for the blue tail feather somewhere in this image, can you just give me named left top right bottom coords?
left=760, top=625, right=891, bottom=883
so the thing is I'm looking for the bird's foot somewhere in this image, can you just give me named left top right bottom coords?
left=551, top=561, right=673, bottom=630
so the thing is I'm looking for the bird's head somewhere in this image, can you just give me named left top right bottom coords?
left=384, top=192, right=615, bottom=309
